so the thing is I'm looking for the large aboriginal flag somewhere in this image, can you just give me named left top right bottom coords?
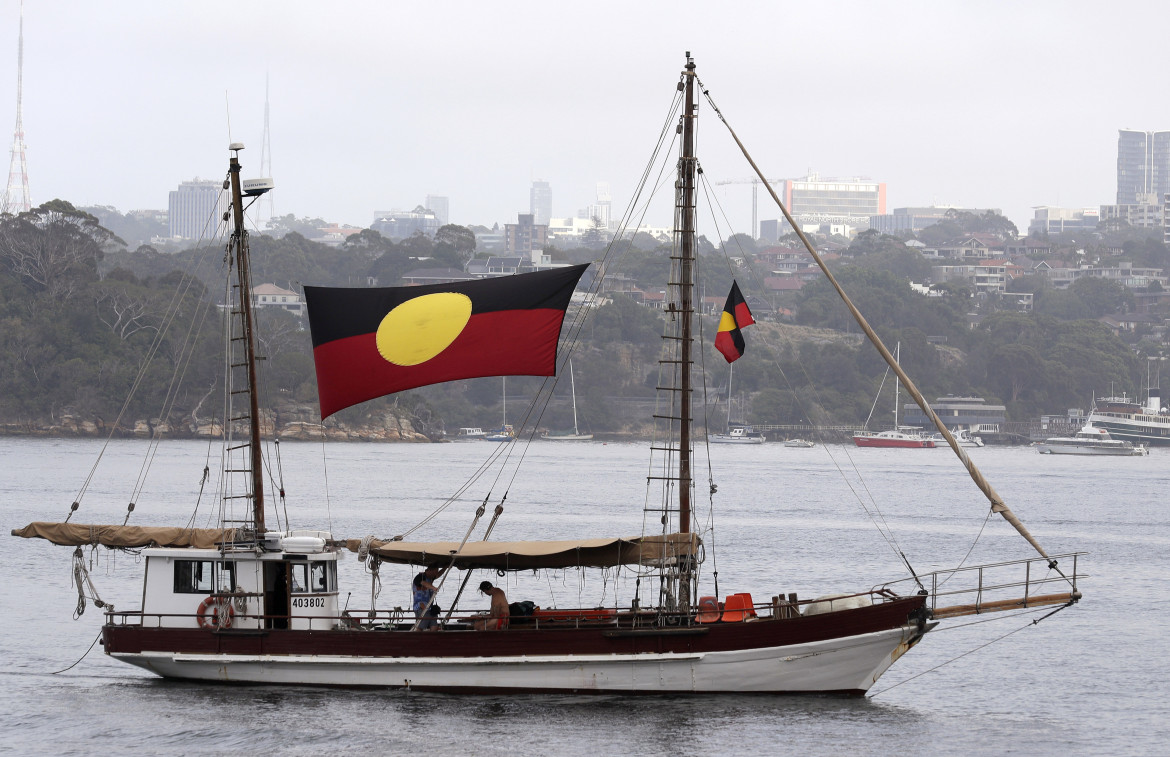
left=305, top=264, right=588, bottom=418
left=714, top=281, right=755, bottom=363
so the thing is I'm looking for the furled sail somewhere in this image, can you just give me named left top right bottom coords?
left=12, top=522, right=241, bottom=549
left=345, top=532, right=699, bottom=571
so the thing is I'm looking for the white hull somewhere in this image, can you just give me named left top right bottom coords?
left=710, top=435, right=766, bottom=444
left=1035, top=443, right=1145, bottom=456
left=545, top=434, right=594, bottom=441
left=113, top=623, right=927, bottom=694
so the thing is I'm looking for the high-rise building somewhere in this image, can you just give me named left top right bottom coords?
left=577, top=182, right=612, bottom=230
left=425, top=195, right=449, bottom=226
left=168, top=179, right=227, bottom=240
left=529, top=181, right=552, bottom=226
left=371, top=206, right=441, bottom=239
left=1117, top=130, right=1170, bottom=205
left=504, top=213, right=549, bottom=259
left=780, top=174, right=885, bottom=226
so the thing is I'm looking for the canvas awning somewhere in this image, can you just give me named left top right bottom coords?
left=11, top=522, right=241, bottom=550
left=344, top=532, right=700, bottom=571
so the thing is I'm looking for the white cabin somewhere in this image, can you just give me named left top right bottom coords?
left=141, top=531, right=340, bottom=631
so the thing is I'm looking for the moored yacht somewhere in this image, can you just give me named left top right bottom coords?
left=1036, top=424, right=1148, bottom=456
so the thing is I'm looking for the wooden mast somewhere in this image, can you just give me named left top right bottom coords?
left=677, top=54, right=698, bottom=596
left=228, top=145, right=266, bottom=534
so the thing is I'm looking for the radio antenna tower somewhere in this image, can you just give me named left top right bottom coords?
left=257, top=74, right=274, bottom=225
left=3, top=0, right=31, bottom=215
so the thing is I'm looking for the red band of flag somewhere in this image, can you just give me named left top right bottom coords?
left=714, top=281, right=755, bottom=363
left=305, top=264, right=588, bottom=418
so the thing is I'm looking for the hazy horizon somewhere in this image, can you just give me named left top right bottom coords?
left=3, top=0, right=1167, bottom=237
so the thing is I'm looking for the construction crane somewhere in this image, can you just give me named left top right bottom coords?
left=714, top=177, right=783, bottom=240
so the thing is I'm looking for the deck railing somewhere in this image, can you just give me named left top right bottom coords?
left=878, top=552, right=1084, bottom=619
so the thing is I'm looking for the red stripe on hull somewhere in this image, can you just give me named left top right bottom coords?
left=103, top=596, right=925, bottom=661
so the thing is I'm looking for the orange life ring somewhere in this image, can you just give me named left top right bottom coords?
left=197, top=595, right=234, bottom=629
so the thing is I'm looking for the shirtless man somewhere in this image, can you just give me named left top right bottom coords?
left=475, top=581, right=510, bottom=631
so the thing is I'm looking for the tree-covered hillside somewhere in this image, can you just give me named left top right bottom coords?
left=0, top=202, right=1148, bottom=435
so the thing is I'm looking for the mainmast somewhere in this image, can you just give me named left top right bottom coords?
left=676, top=54, right=698, bottom=595
left=227, top=144, right=267, bottom=534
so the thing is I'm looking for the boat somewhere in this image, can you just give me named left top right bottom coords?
left=783, top=439, right=815, bottom=448
left=710, top=364, right=766, bottom=444
left=930, top=427, right=984, bottom=448
left=711, top=424, right=766, bottom=444
left=853, top=427, right=936, bottom=449
left=1087, top=388, right=1170, bottom=446
left=12, top=57, right=1082, bottom=695
left=544, top=359, right=593, bottom=441
left=484, top=425, right=515, bottom=442
left=452, top=427, right=487, bottom=441
left=1036, top=424, right=1148, bottom=456
left=484, top=377, right=515, bottom=442
left=852, top=343, right=936, bottom=448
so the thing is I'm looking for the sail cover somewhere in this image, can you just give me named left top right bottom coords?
left=344, top=533, right=700, bottom=571
left=12, top=522, right=241, bottom=549
left=304, top=264, right=589, bottom=418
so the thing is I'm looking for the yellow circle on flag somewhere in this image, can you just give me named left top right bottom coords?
left=375, top=292, right=473, bottom=366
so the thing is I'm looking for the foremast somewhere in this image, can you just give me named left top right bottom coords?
left=227, top=144, right=266, bottom=534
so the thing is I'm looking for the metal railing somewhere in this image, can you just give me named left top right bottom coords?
left=878, top=552, right=1085, bottom=619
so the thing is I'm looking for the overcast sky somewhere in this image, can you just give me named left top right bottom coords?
left=3, top=0, right=1167, bottom=237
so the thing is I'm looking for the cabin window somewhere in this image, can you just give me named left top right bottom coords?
left=174, top=560, right=215, bottom=594
left=216, top=561, right=237, bottom=592
left=289, top=562, right=309, bottom=594
left=310, top=562, right=334, bottom=593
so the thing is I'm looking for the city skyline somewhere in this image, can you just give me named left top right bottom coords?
left=2, top=1, right=1168, bottom=236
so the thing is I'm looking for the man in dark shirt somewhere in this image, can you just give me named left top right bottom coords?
left=412, top=563, right=445, bottom=630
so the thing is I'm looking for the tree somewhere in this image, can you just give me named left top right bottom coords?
left=432, top=224, right=476, bottom=269
left=1070, top=277, right=1131, bottom=317
left=720, top=233, right=756, bottom=257
left=989, top=344, right=1044, bottom=403
left=263, top=214, right=327, bottom=238
left=0, top=200, right=123, bottom=300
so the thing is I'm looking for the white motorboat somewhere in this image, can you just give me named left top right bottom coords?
left=1036, top=424, right=1148, bottom=456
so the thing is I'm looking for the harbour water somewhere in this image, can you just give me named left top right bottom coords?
left=1, top=437, right=1167, bottom=755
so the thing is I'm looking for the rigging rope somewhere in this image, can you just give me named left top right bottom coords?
left=68, top=187, right=230, bottom=522
left=71, top=546, right=113, bottom=619
left=48, top=631, right=103, bottom=676
left=868, top=600, right=1077, bottom=698
left=699, top=81, right=1057, bottom=568
left=693, top=152, right=924, bottom=586
left=390, top=80, right=686, bottom=546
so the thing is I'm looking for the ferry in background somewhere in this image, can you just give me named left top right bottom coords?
left=1088, top=388, right=1170, bottom=446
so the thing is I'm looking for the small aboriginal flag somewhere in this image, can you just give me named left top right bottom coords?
left=305, top=264, right=588, bottom=418
left=714, top=281, right=755, bottom=363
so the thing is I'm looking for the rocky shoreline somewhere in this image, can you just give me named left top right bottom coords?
left=0, top=403, right=440, bottom=443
